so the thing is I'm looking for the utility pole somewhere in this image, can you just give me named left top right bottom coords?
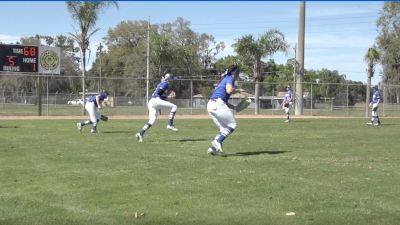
left=295, top=1, right=306, bottom=116
left=146, top=16, right=150, bottom=108
left=98, top=42, right=103, bottom=92
left=293, top=45, right=297, bottom=98
left=38, top=74, right=42, bottom=116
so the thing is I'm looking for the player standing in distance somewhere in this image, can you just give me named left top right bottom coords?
left=207, top=65, right=240, bottom=155
left=136, top=73, right=179, bottom=143
left=282, top=85, right=293, bottom=123
left=367, top=85, right=381, bottom=126
left=76, top=91, right=109, bottom=133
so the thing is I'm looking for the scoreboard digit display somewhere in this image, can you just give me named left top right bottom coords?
left=0, top=44, right=38, bottom=73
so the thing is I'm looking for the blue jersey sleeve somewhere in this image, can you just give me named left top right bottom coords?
left=210, top=75, right=235, bottom=103
left=152, top=81, right=169, bottom=99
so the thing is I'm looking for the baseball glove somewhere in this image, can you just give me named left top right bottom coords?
left=100, top=115, right=109, bottom=122
left=235, top=97, right=252, bottom=112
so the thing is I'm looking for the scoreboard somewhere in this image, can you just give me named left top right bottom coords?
left=0, top=44, right=38, bottom=73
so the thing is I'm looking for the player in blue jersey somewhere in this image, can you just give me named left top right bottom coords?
left=207, top=65, right=240, bottom=155
left=282, top=85, right=293, bottom=122
left=76, top=91, right=109, bottom=133
left=136, top=73, right=179, bottom=143
left=367, top=85, right=381, bottom=126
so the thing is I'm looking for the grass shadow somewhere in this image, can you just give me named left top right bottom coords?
left=287, top=120, right=311, bottom=123
left=378, top=123, right=398, bottom=127
left=166, top=138, right=209, bottom=143
left=220, top=150, right=290, bottom=157
left=0, top=125, right=19, bottom=129
left=102, top=130, right=133, bottom=134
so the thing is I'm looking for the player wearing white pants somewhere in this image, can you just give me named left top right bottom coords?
left=367, top=85, right=381, bottom=126
left=76, top=91, right=108, bottom=133
left=207, top=65, right=240, bottom=155
left=136, top=73, right=179, bottom=143
left=282, top=85, right=293, bottom=123
left=147, top=97, right=178, bottom=127
left=207, top=98, right=237, bottom=149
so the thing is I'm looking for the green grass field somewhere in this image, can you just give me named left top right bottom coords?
left=1, top=118, right=399, bottom=225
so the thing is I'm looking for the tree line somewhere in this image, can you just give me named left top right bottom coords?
left=1, top=1, right=399, bottom=107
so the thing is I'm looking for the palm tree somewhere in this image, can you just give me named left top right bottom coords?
left=233, top=29, right=289, bottom=114
left=364, top=47, right=380, bottom=117
left=66, top=1, right=118, bottom=115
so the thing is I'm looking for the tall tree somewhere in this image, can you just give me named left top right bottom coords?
left=66, top=1, right=118, bottom=114
left=376, top=2, right=400, bottom=103
left=233, top=29, right=289, bottom=114
left=364, top=47, right=380, bottom=117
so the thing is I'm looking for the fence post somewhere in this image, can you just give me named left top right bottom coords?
left=310, top=83, right=313, bottom=116
left=37, top=75, right=42, bottom=116
left=383, top=85, right=386, bottom=117
left=272, top=87, right=274, bottom=115
left=46, top=76, right=49, bottom=116
left=190, top=79, right=193, bottom=115
left=346, top=84, right=349, bottom=116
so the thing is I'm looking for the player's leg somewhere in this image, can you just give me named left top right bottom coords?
left=373, top=104, right=381, bottom=125
left=284, top=106, right=290, bottom=122
left=84, top=103, right=99, bottom=133
left=158, top=99, right=178, bottom=131
left=136, top=99, right=158, bottom=142
left=207, top=100, right=223, bottom=154
left=77, top=103, right=92, bottom=131
left=372, top=107, right=376, bottom=123
left=91, top=109, right=101, bottom=133
left=210, top=103, right=237, bottom=152
left=77, top=102, right=97, bottom=133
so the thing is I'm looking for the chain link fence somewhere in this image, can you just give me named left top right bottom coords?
left=1, top=74, right=400, bottom=117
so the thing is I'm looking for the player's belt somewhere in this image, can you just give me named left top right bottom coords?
left=210, top=98, right=224, bottom=103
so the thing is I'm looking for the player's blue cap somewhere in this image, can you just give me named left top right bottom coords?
left=229, top=66, right=240, bottom=75
left=100, top=91, right=109, bottom=100
left=372, top=85, right=379, bottom=89
left=164, top=73, right=177, bottom=81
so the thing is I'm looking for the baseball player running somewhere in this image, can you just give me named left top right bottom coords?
left=76, top=91, right=109, bottom=133
left=136, top=73, right=179, bottom=143
left=282, top=85, right=293, bottom=123
left=367, top=85, right=381, bottom=126
left=207, top=65, right=240, bottom=155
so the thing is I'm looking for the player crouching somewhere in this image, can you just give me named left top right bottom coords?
left=76, top=91, right=109, bottom=133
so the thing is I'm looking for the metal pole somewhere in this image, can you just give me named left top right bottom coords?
left=292, top=46, right=297, bottom=113
left=146, top=16, right=151, bottom=108
left=38, top=75, right=42, bottom=116
left=383, top=85, right=386, bottom=117
left=272, top=87, right=274, bottom=115
left=190, top=79, right=193, bottom=115
left=310, top=83, right=313, bottom=116
left=46, top=76, right=49, bottom=116
left=346, top=84, right=349, bottom=116
left=99, top=42, right=102, bottom=92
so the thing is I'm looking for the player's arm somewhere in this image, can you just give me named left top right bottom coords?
left=96, top=95, right=102, bottom=109
left=226, top=83, right=236, bottom=109
left=226, top=102, right=235, bottom=109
